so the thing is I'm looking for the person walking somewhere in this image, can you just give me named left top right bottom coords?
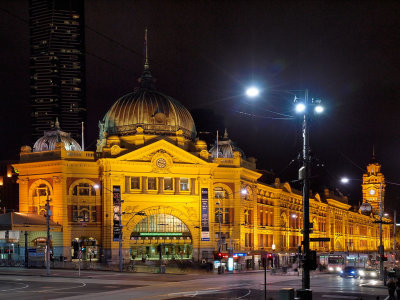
left=396, top=278, right=400, bottom=300
left=384, top=267, right=389, bottom=286
left=388, top=277, right=396, bottom=299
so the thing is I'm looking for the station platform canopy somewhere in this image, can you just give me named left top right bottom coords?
left=0, top=212, right=62, bottom=232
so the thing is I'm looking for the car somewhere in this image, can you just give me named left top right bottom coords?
left=340, top=266, right=359, bottom=278
left=358, top=268, right=379, bottom=279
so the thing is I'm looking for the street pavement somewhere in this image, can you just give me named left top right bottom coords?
left=0, top=267, right=391, bottom=300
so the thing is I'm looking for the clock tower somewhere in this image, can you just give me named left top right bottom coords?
left=362, top=153, right=385, bottom=213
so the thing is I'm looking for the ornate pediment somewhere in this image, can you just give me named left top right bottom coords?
left=115, top=139, right=210, bottom=167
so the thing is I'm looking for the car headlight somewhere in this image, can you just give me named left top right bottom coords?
left=329, top=267, right=334, bottom=271
left=336, top=267, right=342, bottom=272
left=359, top=270, right=365, bottom=276
left=371, top=272, right=377, bottom=277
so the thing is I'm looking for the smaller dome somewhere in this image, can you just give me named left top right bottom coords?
left=33, top=120, right=81, bottom=152
left=209, top=129, right=246, bottom=159
left=195, top=139, right=207, bottom=151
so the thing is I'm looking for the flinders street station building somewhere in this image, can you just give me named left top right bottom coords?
left=4, top=60, right=392, bottom=270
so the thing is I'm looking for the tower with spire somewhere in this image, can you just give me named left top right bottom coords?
left=137, top=28, right=155, bottom=89
left=362, top=147, right=385, bottom=213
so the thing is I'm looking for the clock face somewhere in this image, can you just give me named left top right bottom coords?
left=369, top=189, right=376, bottom=196
left=156, top=158, right=167, bottom=168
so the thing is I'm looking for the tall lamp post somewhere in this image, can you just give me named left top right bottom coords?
left=295, top=90, right=324, bottom=293
left=45, top=187, right=51, bottom=276
left=246, top=87, right=323, bottom=296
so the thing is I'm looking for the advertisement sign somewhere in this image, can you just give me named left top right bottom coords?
left=112, top=185, right=121, bottom=242
left=201, top=188, right=210, bottom=241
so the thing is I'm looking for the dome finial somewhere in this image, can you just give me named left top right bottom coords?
left=371, top=144, right=376, bottom=162
left=55, top=117, right=60, bottom=129
left=223, top=128, right=228, bottom=139
left=144, top=27, right=149, bottom=70
left=138, top=27, right=155, bottom=89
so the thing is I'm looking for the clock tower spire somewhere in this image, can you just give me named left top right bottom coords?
left=362, top=150, right=385, bottom=213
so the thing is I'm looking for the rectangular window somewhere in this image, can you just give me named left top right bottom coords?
left=215, top=208, right=221, bottom=223
left=130, top=177, right=140, bottom=190
left=223, top=208, right=230, bottom=224
left=91, top=206, right=97, bottom=222
left=72, top=205, right=78, bottom=222
left=180, top=178, right=189, bottom=191
left=148, top=177, right=157, bottom=190
left=164, top=178, right=173, bottom=190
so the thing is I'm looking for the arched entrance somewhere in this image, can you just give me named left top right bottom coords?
left=129, top=214, right=192, bottom=260
left=71, top=237, right=98, bottom=261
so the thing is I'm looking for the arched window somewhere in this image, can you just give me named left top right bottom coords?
left=72, top=183, right=96, bottom=196
left=32, top=183, right=51, bottom=215
left=214, top=187, right=233, bottom=224
left=132, top=214, right=189, bottom=233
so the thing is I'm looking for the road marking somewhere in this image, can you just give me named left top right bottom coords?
left=168, top=289, right=220, bottom=297
left=322, top=295, right=361, bottom=299
left=37, top=282, right=87, bottom=293
left=237, top=289, right=251, bottom=299
left=1, top=282, right=29, bottom=292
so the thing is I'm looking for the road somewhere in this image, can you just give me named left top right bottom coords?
left=0, top=268, right=390, bottom=300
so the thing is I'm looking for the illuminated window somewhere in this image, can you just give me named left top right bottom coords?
left=130, top=177, right=140, bottom=190
left=148, top=177, right=157, bottom=190
left=72, top=183, right=95, bottom=196
left=180, top=178, right=189, bottom=191
left=133, top=214, right=189, bottom=233
left=164, top=178, right=173, bottom=190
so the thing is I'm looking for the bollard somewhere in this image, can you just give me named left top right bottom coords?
left=280, top=288, right=294, bottom=300
left=296, top=289, right=312, bottom=300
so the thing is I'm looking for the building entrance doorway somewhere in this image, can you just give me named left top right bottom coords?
left=129, top=213, right=192, bottom=260
left=71, top=237, right=98, bottom=261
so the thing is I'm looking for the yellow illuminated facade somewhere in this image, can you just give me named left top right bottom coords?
left=13, top=64, right=391, bottom=266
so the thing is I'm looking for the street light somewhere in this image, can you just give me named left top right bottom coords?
left=45, top=186, right=51, bottom=276
left=245, top=87, right=323, bottom=296
left=294, top=90, right=323, bottom=295
left=245, top=86, right=260, bottom=98
left=99, top=184, right=124, bottom=272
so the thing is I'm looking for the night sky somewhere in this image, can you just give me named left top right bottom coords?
left=1, top=1, right=400, bottom=212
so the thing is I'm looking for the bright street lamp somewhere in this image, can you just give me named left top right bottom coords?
left=245, top=86, right=260, bottom=98
left=245, top=87, right=323, bottom=297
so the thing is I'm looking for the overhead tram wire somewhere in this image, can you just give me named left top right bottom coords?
left=236, top=111, right=293, bottom=120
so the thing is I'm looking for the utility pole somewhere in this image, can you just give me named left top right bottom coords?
left=119, top=198, right=123, bottom=272
left=46, top=190, right=51, bottom=276
left=379, top=182, right=384, bottom=280
left=394, top=210, right=397, bottom=250
left=218, top=194, right=222, bottom=252
left=299, top=90, right=311, bottom=298
left=24, top=231, right=28, bottom=268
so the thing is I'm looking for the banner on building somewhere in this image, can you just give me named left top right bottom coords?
left=201, top=188, right=210, bottom=241
left=112, top=185, right=121, bottom=242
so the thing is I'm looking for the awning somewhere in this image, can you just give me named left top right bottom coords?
left=0, top=212, right=62, bottom=232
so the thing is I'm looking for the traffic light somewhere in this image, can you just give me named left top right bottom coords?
left=261, top=257, right=267, bottom=268
left=309, top=250, right=317, bottom=270
left=213, top=251, right=222, bottom=260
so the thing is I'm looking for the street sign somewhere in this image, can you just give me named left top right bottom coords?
left=310, top=237, right=330, bottom=242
